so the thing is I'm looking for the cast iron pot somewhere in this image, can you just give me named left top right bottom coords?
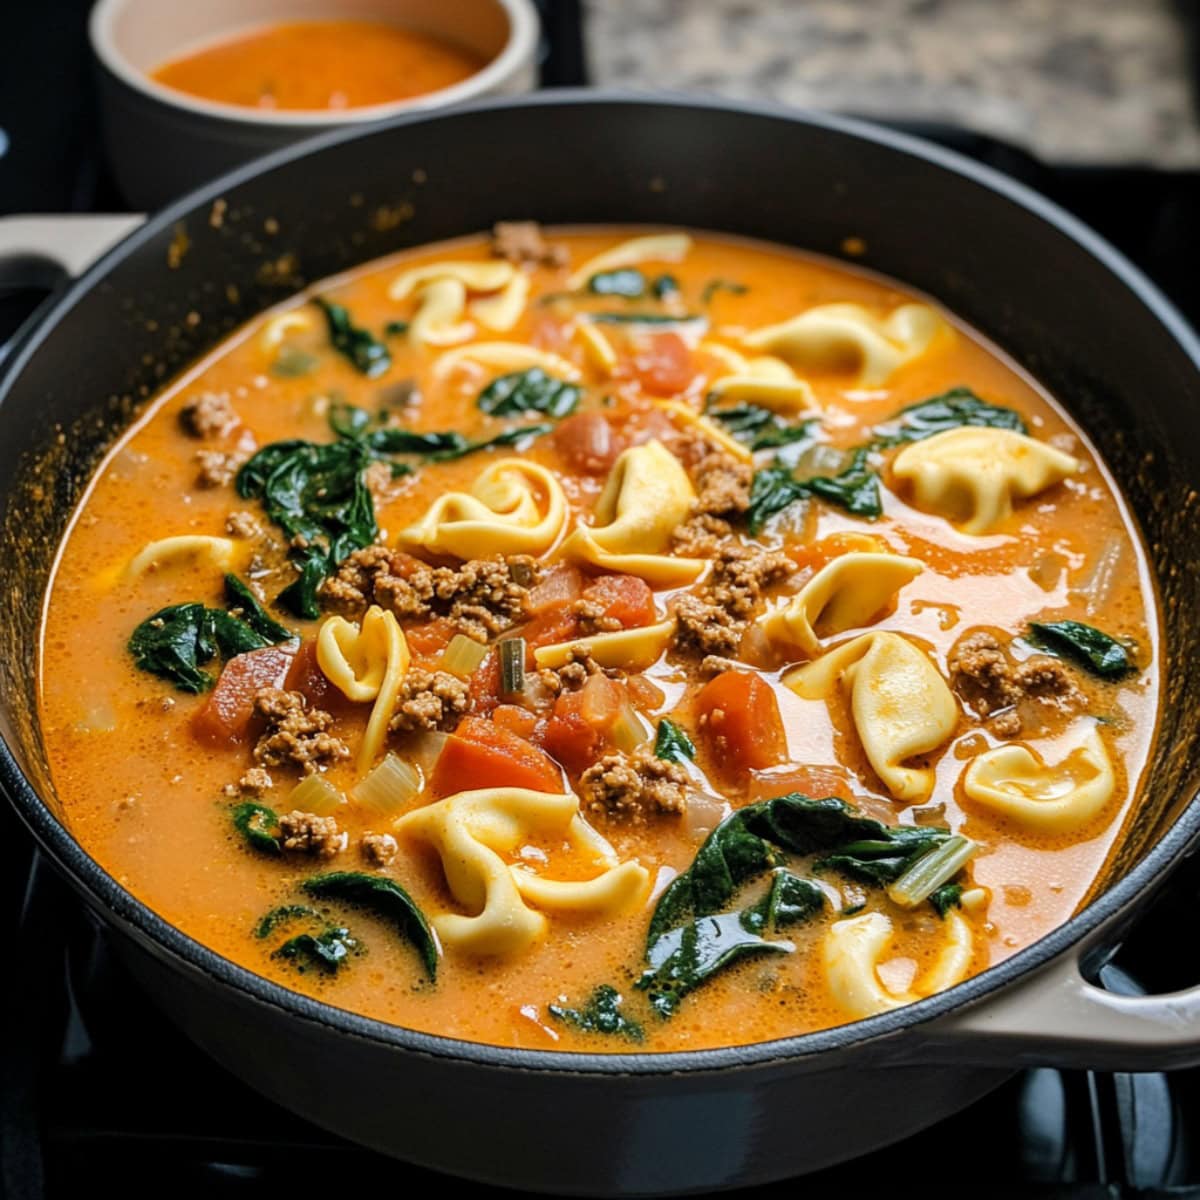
left=1, top=94, right=1199, bottom=1195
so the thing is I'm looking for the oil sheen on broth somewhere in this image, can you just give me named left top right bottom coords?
left=39, top=227, right=1159, bottom=1052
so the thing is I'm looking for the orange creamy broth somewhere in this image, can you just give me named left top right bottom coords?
left=39, top=228, right=1160, bottom=1052
left=151, top=20, right=487, bottom=112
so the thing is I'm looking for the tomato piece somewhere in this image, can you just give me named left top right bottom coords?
left=626, top=673, right=665, bottom=711
left=629, top=332, right=696, bottom=397
left=553, top=412, right=618, bottom=474
left=527, top=564, right=583, bottom=615
left=191, top=642, right=297, bottom=745
left=493, top=703, right=538, bottom=740
left=431, top=716, right=562, bottom=795
left=694, top=670, right=786, bottom=773
left=284, top=638, right=341, bottom=711
left=468, top=649, right=501, bottom=714
left=405, top=616, right=458, bottom=662
left=522, top=605, right=582, bottom=651
left=580, top=573, right=656, bottom=629
left=541, top=675, right=625, bottom=773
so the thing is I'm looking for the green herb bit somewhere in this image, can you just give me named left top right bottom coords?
left=653, top=718, right=695, bottom=764
left=872, top=387, right=1027, bottom=448
left=499, top=638, right=526, bottom=696
left=274, top=928, right=358, bottom=974
left=1027, top=620, right=1134, bottom=679
left=708, top=403, right=816, bottom=452
left=650, top=274, right=680, bottom=299
left=701, top=278, right=748, bottom=304
left=128, top=602, right=270, bottom=693
left=929, top=883, right=964, bottom=918
left=886, top=835, right=977, bottom=909
left=384, top=319, right=410, bottom=336
left=270, top=346, right=319, bottom=378
left=548, top=984, right=644, bottom=1041
left=590, top=312, right=705, bottom=327
left=223, top=575, right=294, bottom=644
left=740, top=870, right=825, bottom=934
left=314, top=297, right=391, bottom=378
left=477, top=367, right=581, bottom=419
left=255, top=904, right=324, bottom=939
left=588, top=269, right=646, bottom=298
left=746, top=447, right=881, bottom=533
left=302, top=871, right=439, bottom=980
left=233, top=802, right=281, bottom=855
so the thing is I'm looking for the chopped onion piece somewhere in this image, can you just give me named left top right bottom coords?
left=887, top=835, right=978, bottom=909
left=441, top=633, right=488, bottom=678
left=286, top=774, right=345, bottom=816
left=351, top=752, right=423, bottom=815
left=611, top=701, right=652, bottom=754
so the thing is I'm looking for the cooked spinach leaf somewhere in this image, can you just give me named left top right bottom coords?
left=740, top=869, right=826, bottom=934
left=129, top=602, right=271, bottom=692
left=302, top=871, right=439, bottom=980
left=588, top=269, right=646, bottom=298
left=929, top=883, right=964, bottom=918
left=384, top=319, right=410, bottom=336
left=746, top=447, right=881, bottom=532
left=637, top=911, right=792, bottom=1017
left=590, top=312, right=704, bottom=327
left=814, top=825, right=952, bottom=886
left=223, top=575, right=294, bottom=644
left=237, top=437, right=377, bottom=619
left=654, top=718, right=696, bottom=764
left=477, top=367, right=582, bottom=419
left=651, top=273, right=680, bottom=299
left=701, top=278, right=748, bottom=304
left=314, top=297, right=391, bottom=378
left=233, top=802, right=281, bottom=855
left=1028, top=620, right=1134, bottom=679
left=708, top=404, right=816, bottom=453
left=872, top=387, right=1027, bottom=448
left=275, top=928, right=359, bottom=974
left=255, top=904, right=324, bottom=938
left=548, top=984, right=644, bottom=1041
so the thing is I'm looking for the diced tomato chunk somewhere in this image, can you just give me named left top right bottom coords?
left=553, top=412, right=619, bottom=474
left=468, top=649, right=502, bottom=714
left=526, top=564, right=583, bottom=615
left=626, top=673, right=665, bottom=711
left=694, top=670, right=786, bottom=773
left=192, top=642, right=297, bottom=746
left=628, top=332, right=696, bottom=397
left=493, top=703, right=539, bottom=740
left=431, top=715, right=562, bottom=795
left=285, top=638, right=339, bottom=710
left=579, top=573, right=656, bottom=629
left=405, top=616, right=458, bottom=662
left=522, top=605, right=583, bottom=651
left=541, top=674, right=625, bottom=773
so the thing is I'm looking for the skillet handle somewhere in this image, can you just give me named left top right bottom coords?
left=0, top=214, right=145, bottom=289
left=919, top=909, right=1200, bottom=1071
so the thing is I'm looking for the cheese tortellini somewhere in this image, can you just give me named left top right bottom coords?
left=122, top=534, right=238, bottom=581
left=398, top=459, right=567, bottom=560
left=743, top=302, right=944, bottom=387
left=702, top=344, right=817, bottom=413
left=892, top=427, right=1080, bottom=535
left=962, top=725, right=1116, bottom=833
left=394, top=787, right=650, bottom=957
left=317, top=605, right=410, bottom=772
left=758, top=551, right=923, bottom=657
left=561, top=440, right=705, bottom=585
left=567, top=232, right=693, bottom=290
left=823, top=909, right=974, bottom=1019
left=432, top=341, right=582, bottom=384
left=533, top=618, right=677, bottom=672
left=389, top=260, right=528, bottom=338
left=786, top=632, right=957, bottom=801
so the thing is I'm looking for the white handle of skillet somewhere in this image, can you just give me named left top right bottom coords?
left=918, top=903, right=1200, bottom=1071
left=0, top=213, right=146, bottom=288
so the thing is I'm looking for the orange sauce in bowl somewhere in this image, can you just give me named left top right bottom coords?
left=151, top=19, right=488, bottom=112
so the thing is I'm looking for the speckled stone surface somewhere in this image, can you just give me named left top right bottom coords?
left=584, top=0, right=1200, bottom=166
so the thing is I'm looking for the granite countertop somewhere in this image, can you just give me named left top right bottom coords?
left=584, top=0, right=1200, bottom=167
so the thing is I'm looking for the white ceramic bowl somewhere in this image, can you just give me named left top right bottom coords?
left=89, top=0, right=540, bottom=209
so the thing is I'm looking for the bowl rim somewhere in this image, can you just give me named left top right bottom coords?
left=4, top=89, right=1200, bottom=1078
left=87, top=0, right=540, bottom=127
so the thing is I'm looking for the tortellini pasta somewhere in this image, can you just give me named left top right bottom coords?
left=122, top=534, right=238, bottom=581
left=469, top=271, right=531, bottom=333
left=388, top=260, right=516, bottom=301
left=786, top=631, right=957, bottom=801
left=561, top=440, right=705, bottom=585
left=432, top=341, right=582, bottom=383
left=962, top=725, right=1116, bottom=833
left=574, top=320, right=618, bottom=376
left=408, top=278, right=475, bottom=347
left=758, top=551, right=923, bottom=657
left=390, top=262, right=530, bottom=343
left=744, top=302, right=943, bottom=387
left=823, top=909, right=973, bottom=1019
left=533, top=618, right=677, bottom=672
left=397, top=459, right=567, bottom=560
left=394, top=787, right=650, bottom=957
left=317, top=605, right=410, bottom=772
left=891, top=427, right=1080, bottom=535
left=566, top=232, right=692, bottom=290
left=656, top=399, right=752, bottom=463
left=703, top=345, right=817, bottom=413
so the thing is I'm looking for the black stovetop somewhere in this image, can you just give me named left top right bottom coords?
left=3, top=4, right=1200, bottom=1197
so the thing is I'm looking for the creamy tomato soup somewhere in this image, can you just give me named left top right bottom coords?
left=39, top=226, right=1159, bottom=1052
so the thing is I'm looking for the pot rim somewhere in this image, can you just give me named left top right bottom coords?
left=3, top=89, right=1199, bottom=1077
left=88, top=0, right=540, bottom=128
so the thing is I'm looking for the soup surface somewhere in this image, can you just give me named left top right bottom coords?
left=40, top=226, right=1159, bottom=1053
left=151, top=20, right=487, bottom=111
